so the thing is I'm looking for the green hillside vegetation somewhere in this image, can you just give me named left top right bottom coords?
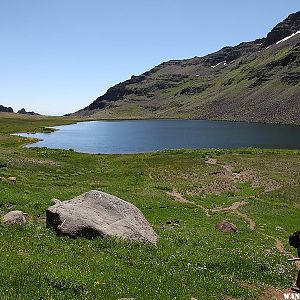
left=0, top=114, right=299, bottom=299
left=74, top=12, right=300, bottom=125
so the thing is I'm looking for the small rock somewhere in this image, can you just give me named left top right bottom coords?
left=3, top=210, right=26, bottom=225
left=6, top=203, right=14, bottom=209
left=216, top=220, right=237, bottom=233
left=8, top=177, right=16, bottom=184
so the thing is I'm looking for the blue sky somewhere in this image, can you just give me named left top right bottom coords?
left=0, top=1, right=299, bottom=115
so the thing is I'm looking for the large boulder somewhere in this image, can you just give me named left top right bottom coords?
left=3, top=210, right=26, bottom=225
left=46, top=190, right=158, bottom=244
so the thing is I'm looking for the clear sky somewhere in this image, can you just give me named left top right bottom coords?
left=0, top=1, right=299, bottom=115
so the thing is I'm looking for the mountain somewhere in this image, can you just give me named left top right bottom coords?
left=73, top=12, right=300, bottom=124
left=0, top=105, right=13, bottom=113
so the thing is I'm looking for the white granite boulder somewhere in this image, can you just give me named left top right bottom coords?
left=46, top=190, right=158, bottom=244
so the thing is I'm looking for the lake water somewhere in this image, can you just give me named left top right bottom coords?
left=16, top=120, right=300, bottom=154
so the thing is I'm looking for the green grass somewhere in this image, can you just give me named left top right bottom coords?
left=0, top=114, right=299, bottom=299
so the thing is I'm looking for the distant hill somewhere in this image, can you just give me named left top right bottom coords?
left=0, top=105, right=13, bottom=113
left=17, top=108, right=39, bottom=116
left=72, top=12, right=300, bottom=124
left=0, top=106, right=40, bottom=116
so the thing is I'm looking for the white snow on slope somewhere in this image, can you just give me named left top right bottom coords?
left=211, top=61, right=226, bottom=68
left=276, top=30, right=300, bottom=44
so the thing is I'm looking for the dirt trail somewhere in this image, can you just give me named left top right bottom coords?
left=276, top=239, right=285, bottom=253
left=205, top=158, right=241, bottom=183
left=166, top=187, right=299, bottom=286
left=235, top=211, right=256, bottom=230
left=262, top=232, right=300, bottom=288
left=209, top=201, right=256, bottom=230
left=166, top=189, right=210, bottom=215
left=166, top=190, right=256, bottom=229
left=262, top=234, right=285, bottom=253
left=166, top=190, right=194, bottom=204
left=209, top=201, right=248, bottom=213
left=168, top=158, right=296, bottom=285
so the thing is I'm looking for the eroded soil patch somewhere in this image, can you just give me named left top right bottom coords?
left=205, top=158, right=281, bottom=193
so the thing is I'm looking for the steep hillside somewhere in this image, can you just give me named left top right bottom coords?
left=73, top=12, right=300, bottom=124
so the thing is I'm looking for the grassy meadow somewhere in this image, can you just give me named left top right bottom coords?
left=0, top=113, right=299, bottom=299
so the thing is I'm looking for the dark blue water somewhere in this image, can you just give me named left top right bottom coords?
left=16, top=120, right=300, bottom=154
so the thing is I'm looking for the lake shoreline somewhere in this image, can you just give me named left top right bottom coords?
left=13, top=119, right=300, bottom=154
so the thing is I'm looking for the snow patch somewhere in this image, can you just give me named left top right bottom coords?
left=276, top=30, right=300, bottom=45
left=211, top=61, right=227, bottom=68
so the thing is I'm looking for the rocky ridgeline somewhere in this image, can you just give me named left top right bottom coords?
left=265, top=11, right=300, bottom=46
left=72, top=11, right=300, bottom=124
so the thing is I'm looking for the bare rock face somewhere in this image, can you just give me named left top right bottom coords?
left=265, top=11, right=300, bottom=46
left=216, top=220, right=237, bottom=233
left=46, top=190, right=158, bottom=244
left=3, top=210, right=26, bottom=225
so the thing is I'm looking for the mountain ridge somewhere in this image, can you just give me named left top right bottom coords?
left=72, top=11, right=300, bottom=125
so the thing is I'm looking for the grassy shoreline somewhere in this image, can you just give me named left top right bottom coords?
left=0, top=114, right=299, bottom=299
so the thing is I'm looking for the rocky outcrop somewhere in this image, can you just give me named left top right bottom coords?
left=282, top=72, right=300, bottom=85
left=46, top=190, right=158, bottom=244
left=3, top=210, right=26, bottom=225
left=202, top=39, right=264, bottom=67
left=17, top=108, right=39, bottom=115
left=180, top=85, right=210, bottom=95
left=86, top=75, right=148, bottom=111
left=265, top=11, right=300, bottom=46
left=0, top=105, right=13, bottom=113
